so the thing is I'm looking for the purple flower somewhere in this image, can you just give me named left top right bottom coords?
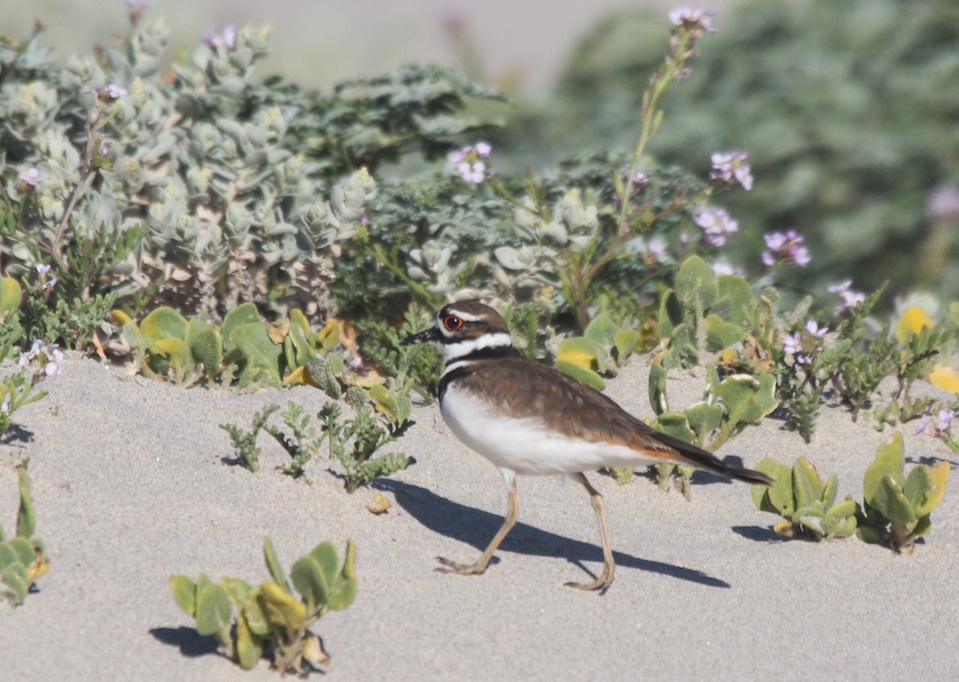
left=449, top=142, right=492, bottom=184
left=36, top=263, right=51, bottom=276
left=457, top=160, right=486, bottom=184
left=694, top=206, right=738, bottom=246
left=18, top=339, right=65, bottom=377
left=18, top=166, right=46, bottom=187
left=915, top=409, right=955, bottom=437
left=203, top=25, right=238, bottom=51
left=710, top=151, right=753, bottom=191
left=711, top=261, right=743, bottom=276
left=762, top=229, right=810, bottom=268
left=927, top=186, right=959, bottom=220
left=828, top=280, right=866, bottom=314
left=783, top=321, right=827, bottom=365
left=669, top=7, right=716, bottom=32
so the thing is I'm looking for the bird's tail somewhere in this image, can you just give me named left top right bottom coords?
left=654, top=431, right=773, bottom=487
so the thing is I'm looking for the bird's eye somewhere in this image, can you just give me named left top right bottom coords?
left=443, top=315, right=463, bottom=332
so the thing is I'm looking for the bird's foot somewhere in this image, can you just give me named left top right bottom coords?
left=436, top=556, right=488, bottom=576
left=565, top=570, right=614, bottom=595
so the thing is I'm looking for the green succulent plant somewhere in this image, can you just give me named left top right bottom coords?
left=857, top=432, right=950, bottom=554
left=170, top=536, right=357, bottom=673
left=1, top=460, right=50, bottom=606
left=751, top=456, right=858, bottom=541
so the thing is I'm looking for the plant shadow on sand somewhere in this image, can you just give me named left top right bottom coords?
left=380, top=480, right=731, bottom=588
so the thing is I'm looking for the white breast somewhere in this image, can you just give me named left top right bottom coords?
left=439, top=383, right=661, bottom=476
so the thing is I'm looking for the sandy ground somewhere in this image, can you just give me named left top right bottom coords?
left=2, top=353, right=958, bottom=680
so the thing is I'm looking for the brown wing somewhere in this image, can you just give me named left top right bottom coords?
left=464, top=356, right=771, bottom=486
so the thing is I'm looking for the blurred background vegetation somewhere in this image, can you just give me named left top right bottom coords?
left=496, top=0, right=959, bottom=307
left=2, top=0, right=957, bottom=311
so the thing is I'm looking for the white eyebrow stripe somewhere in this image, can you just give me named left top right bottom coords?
left=444, top=308, right=483, bottom=322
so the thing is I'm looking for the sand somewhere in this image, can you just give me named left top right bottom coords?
left=2, top=353, right=958, bottom=680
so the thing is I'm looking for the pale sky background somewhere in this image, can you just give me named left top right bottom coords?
left=0, top=0, right=733, bottom=93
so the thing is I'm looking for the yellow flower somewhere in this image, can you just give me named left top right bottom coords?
left=895, top=306, right=934, bottom=344
left=928, top=364, right=959, bottom=394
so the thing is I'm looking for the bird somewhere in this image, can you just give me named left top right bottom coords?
left=402, top=299, right=772, bottom=593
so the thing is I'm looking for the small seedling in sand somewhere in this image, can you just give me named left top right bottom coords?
left=1, top=459, right=50, bottom=606
left=318, top=390, right=415, bottom=493
left=263, top=402, right=325, bottom=478
left=170, top=536, right=356, bottom=673
left=220, top=395, right=414, bottom=490
left=220, top=405, right=279, bottom=472
left=856, top=432, right=949, bottom=554
left=751, top=456, right=857, bottom=541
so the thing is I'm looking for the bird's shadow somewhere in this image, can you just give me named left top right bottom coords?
left=149, top=626, right=220, bottom=659
left=378, top=479, right=731, bottom=589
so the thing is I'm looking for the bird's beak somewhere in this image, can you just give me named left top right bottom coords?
left=401, top=326, right=438, bottom=346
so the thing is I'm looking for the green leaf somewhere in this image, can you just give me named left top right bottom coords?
left=872, top=475, right=916, bottom=526
left=241, top=585, right=271, bottom=637
left=651, top=413, right=695, bottom=445
left=140, top=306, right=188, bottom=344
left=557, top=336, right=604, bottom=372
left=792, top=457, right=827, bottom=510
left=235, top=611, right=265, bottom=670
left=705, top=314, right=743, bottom=351
left=195, top=582, right=233, bottom=637
left=328, top=538, right=357, bottom=611
left=153, top=338, right=193, bottom=383
left=613, top=329, right=639, bottom=364
left=822, top=473, right=839, bottom=509
left=555, top=360, right=605, bottom=391
left=289, top=309, right=316, bottom=345
left=658, top=289, right=682, bottom=337
left=648, top=360, right=669, bottom=415
left=186, top=318, right=222, bottom=380
left=259, top=580, right=307, bottom=631
left=6, top=537, right=33, bottom=566
left=289, top=323, right=314, bottom=367
left=1, top=562, right=29, bottom=605
left=754, top=458, right=793, bottom=516
left=584, top=313, right=618, bottom=345
left=917, top=460, right=949, bottom=517
left=291, top=555, right=330, bottom=612
left=864, top=432, right=905, bottom=503
left=169, top=575, right=197, bottom=616
left=0, top=542, right=19, bottom=571
left=263, top=537, right=291, bottom=594
left=902, top=465, right=931, bottom=512
left=231, top=323, right=284, bottom=386
left=16, top=462, right=35, bottom=539
left=683, top=402, right=723, bottom=439
left=675, top=255, right=719, bottom=313
left=822, top=497, right=858, bottom=538
left=309, top=542, right=340, bottom=585
left=716, top=275, right=753, bottom=326
left=0, top=276, right=22, bottom=319
left=222, top=303, right=263, bottom=353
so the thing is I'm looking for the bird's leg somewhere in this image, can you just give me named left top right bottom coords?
left=438, top=470, right=518, bottom=576
left=566, top=473, right=616, bottom=594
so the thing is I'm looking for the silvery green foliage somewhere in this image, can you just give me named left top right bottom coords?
left=0, top=19, right=371, bottom=322
left=1, top=15, right=499, bottom=330
left=495, top=189, right=599, bottom=291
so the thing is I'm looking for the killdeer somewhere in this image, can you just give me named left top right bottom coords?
left=402, top=300, right=772, bottom=593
